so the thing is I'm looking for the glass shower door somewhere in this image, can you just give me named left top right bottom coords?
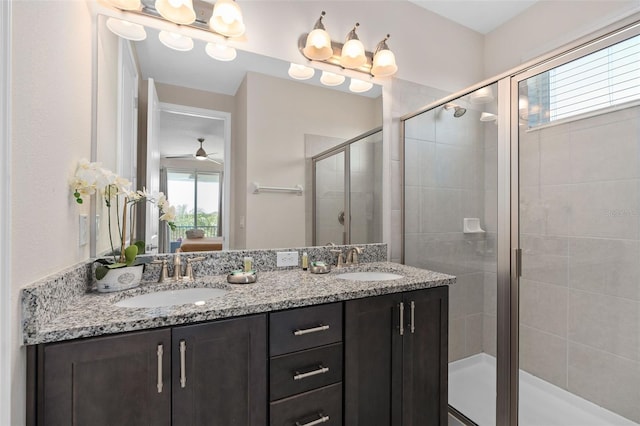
left=314, top=150, right=346, bottom=245
left=515, top=32, right=640, bottom=425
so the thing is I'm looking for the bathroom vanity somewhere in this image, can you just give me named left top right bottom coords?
left=23, top=257, right=452, bottom=426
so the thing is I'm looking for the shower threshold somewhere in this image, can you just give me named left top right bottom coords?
left=449, top=353, right=638, bottom=426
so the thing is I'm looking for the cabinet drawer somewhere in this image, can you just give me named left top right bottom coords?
left=270, top=343, right=343, bottom=401
left=270, top=383, right=342, bottom=426
left=270, top=303, right=342, bottom=356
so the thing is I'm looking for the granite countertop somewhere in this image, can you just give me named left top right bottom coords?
left=23, top=261, right=454, bottom=345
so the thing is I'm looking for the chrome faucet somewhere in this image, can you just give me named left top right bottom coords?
left=345, top=247, right=363, bottom=265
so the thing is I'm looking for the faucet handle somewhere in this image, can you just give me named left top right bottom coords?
left=151, top=259, right=169, bottom=283
left=330, top=249, right=344, bottom=268
left=183, top=257, right=206, bottom=282
left=348, top=246, right=364, bottom=264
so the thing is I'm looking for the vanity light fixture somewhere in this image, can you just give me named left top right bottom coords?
left=340, top=23, right=367, bottom=69
left=349, top=78, right=373, bottom=93
left=205, top=42, right=237, bottom=61
left=155, top=0, right=196, bottom=25
left=288, top=63, right=315, bottom=80
left=320, top=71, right=345, bottom=86
left=299, top=13, right=397, bottom=79
left=209, top=0, right=245, bottom=37
left=302, top=11, right=333, bottom=61
left=470, top=86, right=495, bottom=104
left=159, top=30, right=194, bottom=51
left=106, top=17, right=147, bottom=41
left=104, top=0, right=142, bottom=11
left=371, top=35, right=397, bottom=77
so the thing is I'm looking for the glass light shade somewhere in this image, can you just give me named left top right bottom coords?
left=106, top=18, right=147, bottom=41
left=320, top=71, right=345, bottom=86
left=480, top=112, right=498, bottom=122
left=349, top=78, right=373, bottom=93
left=105, top=0, right=141, bottom=11
left=159, top=31, right=194, bottom=51
left=303, top=29, right=333, bottom=61
left=470, top=86, right=495, bottom=104
left=340, top=38, right=366, bottom=69
left=155, top=0, right=196, bottom=25
left=288, top=63, right=315, bottom=80
left=371, top=49, right=397, bottom=77
left=210, top=0, right=246, bottom=37
left=205, top=42, right=237, bottom=61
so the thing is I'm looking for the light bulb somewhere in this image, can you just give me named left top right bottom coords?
left=210, top=0, right=245, bottom=37
left=371, top=49, right=397, bottom=77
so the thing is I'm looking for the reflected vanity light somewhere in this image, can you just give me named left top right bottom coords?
left=349, top=78, right=373, bottom=93
left=320, top=71, right=345, bottom=86
left=159, top=30, right=194, bottom=51
left=205, top=42, right=237, bottom=61
left=210, top=0, right=246, bottom=37
left=288, top=63, right=315, bottom=80
left=104, top=0, right=141, bottom=11
left=480, top=112, right=498, bottom=124
left=470, top=86, right=494, bottom=104
left=106, top=17, right=147, bottom=41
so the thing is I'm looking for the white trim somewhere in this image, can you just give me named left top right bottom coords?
left=0, top=0, right=12, bottom=424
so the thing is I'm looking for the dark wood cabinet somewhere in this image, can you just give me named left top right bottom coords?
left=344, top=286, right=448, bottom=426
left=33, top=315, right=267, bottom=426
left=37, top=328, right=172, bottom=426
left=172, top=316, right=267, bottom=426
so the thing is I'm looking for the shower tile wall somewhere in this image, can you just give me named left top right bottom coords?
left=405, top=106, right=495, bottom=362
left=519, top=106, right=640, bottom=422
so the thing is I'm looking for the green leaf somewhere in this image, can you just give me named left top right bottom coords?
left=95, top=265, right=109, bottom=280
left=124, top=245, right=138, bottom=266
left=134, top=240, right=146, bottom=255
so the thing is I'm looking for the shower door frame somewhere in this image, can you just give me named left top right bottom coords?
left=400, top=13, right=640, bottom=426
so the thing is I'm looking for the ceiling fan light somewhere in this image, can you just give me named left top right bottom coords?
left=349, top=78, right=373, bottom=93
left=195, top=149, right=208, bottom=160
left=288, top=63, right=315, bottom=80
left=105, top=0, right=141, bottom=11
left=320, top=71, right=345, bottom=87
left=205, top=42, right=237, bottom=61
left=106, top=18, right=147, bottom=41
left=159, top=30, right=194, bottom=51
left=210, top=0, right=246, bottom=37
left=155, top=0, right=196, bottom=24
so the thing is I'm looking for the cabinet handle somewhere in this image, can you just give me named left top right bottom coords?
left=293, top=324, right=329, bottom=336
left=295, top=413, right=330, bottom=426
left=410, top=301, right=415, bottom=334
left=179, top=340, right=187, bottom=388
left=293, top=365, right=330, bottom=381
left=399, top=302, right=404, bottom=336
left=156, top=344, right=164, bottom=393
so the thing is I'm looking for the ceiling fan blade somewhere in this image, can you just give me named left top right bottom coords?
left=164, top=154, right=194, bottom=159
left=205, top=157, right=222, bottom=165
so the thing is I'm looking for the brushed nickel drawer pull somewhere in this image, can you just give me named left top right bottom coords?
left=399, top=302, right=404, bottom=336
left=295, top=413, right=330, bottom=426
left=293, top=324, right=330, bottom=336
left=293, top=365, right=330, bottom=381
left=156, top=344, right=164, bottom=393
left=410, top=301, right=415, bottom=334
left=179, top=340, right=187, bottom=388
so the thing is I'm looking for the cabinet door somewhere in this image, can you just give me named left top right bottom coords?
left=172, top=314, right=267, bottom=426
left=40, top=328, right=171, bottom=426
left=344, top=293, right=403, bottom=425
left=402, top=287, right=448, bottom=426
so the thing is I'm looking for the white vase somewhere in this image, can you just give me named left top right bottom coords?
left=95, top=264, right=144, bottom=293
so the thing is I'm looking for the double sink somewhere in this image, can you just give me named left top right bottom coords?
left=114, top=271, right=403, bottom=309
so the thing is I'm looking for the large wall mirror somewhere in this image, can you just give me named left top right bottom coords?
left=94, top=13, right=383, bottom=256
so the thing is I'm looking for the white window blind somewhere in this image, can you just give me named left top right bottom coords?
left=548, top=34, right=640, bottom=121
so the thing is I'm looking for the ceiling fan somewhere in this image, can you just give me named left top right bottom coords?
left=164, top=138, right=221, bottom=164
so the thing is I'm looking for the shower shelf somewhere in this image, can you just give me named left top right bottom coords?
left=463, top=218, right=486, bottom=234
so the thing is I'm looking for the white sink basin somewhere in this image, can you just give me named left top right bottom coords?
left=115, top=288, right=228, bottom=308
left=335, top=271, right=403, bottom=281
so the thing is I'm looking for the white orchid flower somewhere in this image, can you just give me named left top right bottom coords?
left=159, top=205, right=176, bottom=222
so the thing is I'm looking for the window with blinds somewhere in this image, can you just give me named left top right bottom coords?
left=522, top=34, right=640, bottom=128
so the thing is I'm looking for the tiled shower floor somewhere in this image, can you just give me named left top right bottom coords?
left=449, top=353, right=638, bottom=426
